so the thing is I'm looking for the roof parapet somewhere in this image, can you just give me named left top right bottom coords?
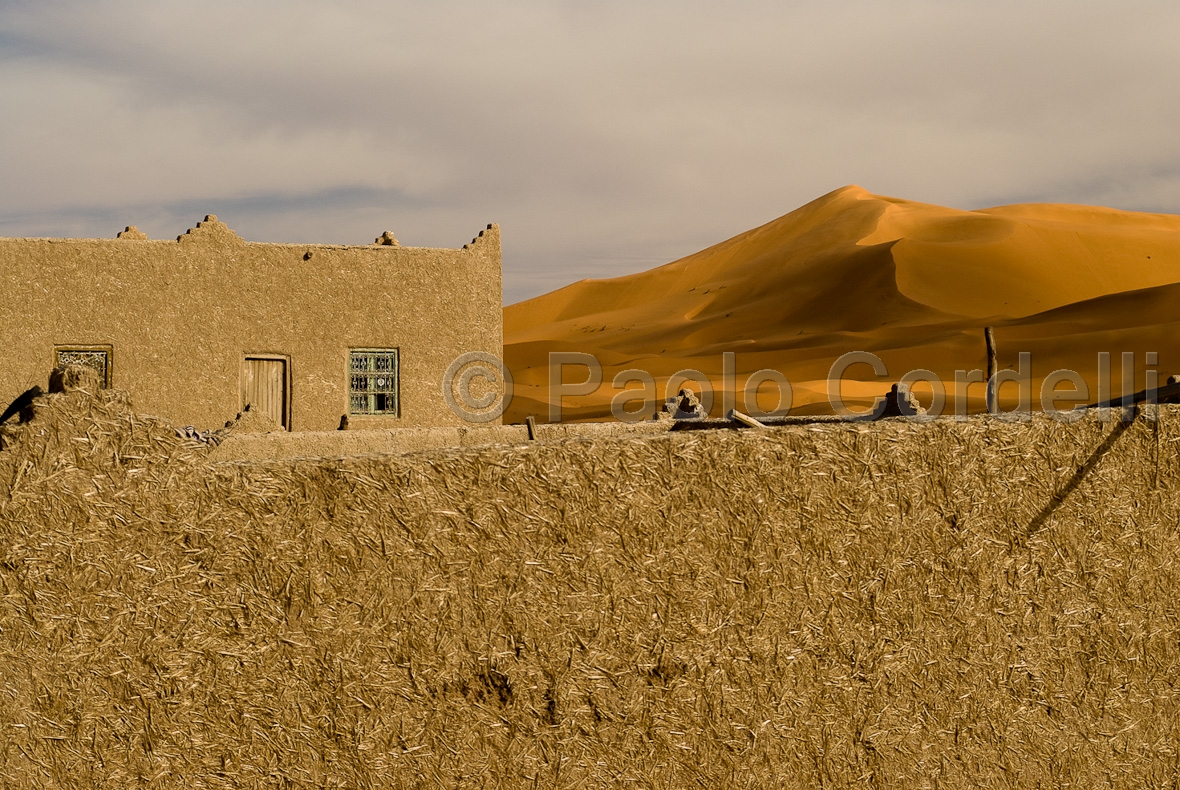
left=177, top=215, right=244, bottom=244
left=462, top=223, right=499, bottom=251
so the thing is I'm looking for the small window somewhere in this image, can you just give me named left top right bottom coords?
left=350, top=349, right=399, bottom=415
left=55, top=346, right=112, bottom=387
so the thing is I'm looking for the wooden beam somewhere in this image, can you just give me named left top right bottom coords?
left=1081, top=375, right=1180, bottom=411
left=984, top=326, right=998, bottom=414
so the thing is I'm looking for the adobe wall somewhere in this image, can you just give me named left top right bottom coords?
left=205, top=418, right=673, bottom=462
left=0, top=216, right=502, bottom=431
left=2, top=390, right=1179, bottom=785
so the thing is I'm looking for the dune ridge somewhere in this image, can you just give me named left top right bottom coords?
left=505, top=186, right=1180, bottom=421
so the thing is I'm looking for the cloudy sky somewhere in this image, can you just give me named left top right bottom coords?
left=2, top=1, right=1179, bottom=304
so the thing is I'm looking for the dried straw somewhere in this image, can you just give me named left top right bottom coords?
left=1, top=388, right=1178, bottom=787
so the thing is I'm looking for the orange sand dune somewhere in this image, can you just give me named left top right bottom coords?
left=505, top=186, right=1180, bottom=422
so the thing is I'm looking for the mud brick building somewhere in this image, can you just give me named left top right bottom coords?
left=0, top=216, right=502, bottom=430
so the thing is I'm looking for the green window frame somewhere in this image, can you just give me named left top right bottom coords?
left=54, top=346, right=112, bottom=388
left=349, top=349, right=399, bottom=415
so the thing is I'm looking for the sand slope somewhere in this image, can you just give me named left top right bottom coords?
left=505, top=186, right=1180, bottom=421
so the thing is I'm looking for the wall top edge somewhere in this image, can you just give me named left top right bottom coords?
left=0, top=220, right=500, bottom=252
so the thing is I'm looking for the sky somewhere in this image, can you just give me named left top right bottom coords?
left=2, top=1, right=1179, bottom=305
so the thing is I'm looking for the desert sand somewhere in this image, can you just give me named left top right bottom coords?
left=505, top=185, right=1180, bottom=421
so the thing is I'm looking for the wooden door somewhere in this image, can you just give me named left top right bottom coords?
left=242, top=357, right=287, bottom=429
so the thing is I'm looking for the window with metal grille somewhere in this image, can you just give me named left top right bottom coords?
left=349, top=349, right=399, bottom=415
left=55, top=347, right=111, bottom=387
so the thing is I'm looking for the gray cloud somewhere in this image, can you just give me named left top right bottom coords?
left=2, top=0, right=1179, bottom=303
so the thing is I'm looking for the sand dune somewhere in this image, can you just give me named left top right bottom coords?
left=505, top=185, right=1180, bottom=422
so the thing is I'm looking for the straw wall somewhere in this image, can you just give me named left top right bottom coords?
left=1, top=389, right=1179, bottom=787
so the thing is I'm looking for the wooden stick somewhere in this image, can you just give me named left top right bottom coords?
left=727, top=409, right=767, bottom=429
left=526, top=415, right=537, bottom=441
left=984, top=326, right=998, bottom=414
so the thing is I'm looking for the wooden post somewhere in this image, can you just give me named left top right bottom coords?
left=984, top=326, right=998, bottom=414
left=526, top=415, right=537, bottom=441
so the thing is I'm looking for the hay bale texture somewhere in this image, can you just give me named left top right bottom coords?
left=2, top=385, right=1180, bottom=787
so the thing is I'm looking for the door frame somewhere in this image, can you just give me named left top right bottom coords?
left=240, top=353, right=292, bottom=431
